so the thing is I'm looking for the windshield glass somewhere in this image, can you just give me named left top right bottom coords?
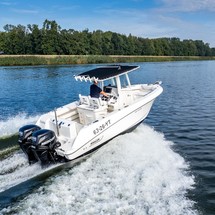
left=119, top=74, right=129, bottom=88
left=103, top=78, right=116, bottom=87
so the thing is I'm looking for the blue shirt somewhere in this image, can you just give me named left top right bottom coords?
left=90, top=84, right=102, bottom=98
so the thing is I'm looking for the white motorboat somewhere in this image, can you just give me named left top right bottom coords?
left=18, top=65, right=163, bottom=165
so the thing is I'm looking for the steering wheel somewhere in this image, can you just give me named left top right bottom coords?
left=101, top=95, right=111, bottom=101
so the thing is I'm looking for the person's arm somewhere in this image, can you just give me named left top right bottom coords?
left=100, top=90, right=108, bottom=97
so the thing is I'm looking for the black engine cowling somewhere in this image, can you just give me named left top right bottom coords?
left=18, top=124, right=41, bottom=142
left=31, top=129, right=61, bottom=165
left=18, top=124, right=41, bottom=164
left=18, top=125, right=62, bottom=165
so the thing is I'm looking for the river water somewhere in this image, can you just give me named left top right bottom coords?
left=0, top=61, right=214, bottom=214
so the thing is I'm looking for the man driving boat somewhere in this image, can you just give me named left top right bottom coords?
left=90, top=80, right=108, bottom=98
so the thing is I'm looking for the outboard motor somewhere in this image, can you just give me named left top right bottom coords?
left=30, top=129, right=61, bottom=165
left=18, top=124, right=41, bottom=164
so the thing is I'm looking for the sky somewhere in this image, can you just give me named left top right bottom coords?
left=0, top=0, right=215, bottom=47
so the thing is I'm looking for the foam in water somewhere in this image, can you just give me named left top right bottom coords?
left=1, top=124, right=197, bottom=215
left=0, top=113, right=55, bottom=192
left=0, top=151, right=44, bottom=192
left=0, top=113, right=40, bottom=137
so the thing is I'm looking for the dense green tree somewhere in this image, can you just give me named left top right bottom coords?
left=3, top=24, right=28, bottom=54
left=126, top=34, right=136, bottom=55
left=0, top=19, right=214, bottom=56
left=134, top=36, right=144, bottom=55
left=0, top=32, right=6, bottom=52
left=211, top=48, right=215, bottom=56
left=41, top=19, right=62, bottom=54
left=141, top=39, right=155, bottom=55
left=169, top=38, right=184, bottom=56
left=89, top=30, right=103, bottom=55
left=194, top=40, right=211, bottom=56
left=78, top=29, right=91, bottom=55
left=27, top=24, right=42, bottom=54
left=101, top=31, right=113, bottom=55
left=58, top=29, right=73, bottom=54
left=111, top=33, right=126, bottom=55
left=182, top=40, right=198, bottom=56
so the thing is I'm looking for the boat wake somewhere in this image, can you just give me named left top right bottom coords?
left=0, top=113, right=39, bottom=138
left=0, top=124, right=197, bottom=215
left=0, top=151, right=46, bottom=192
left=0, top=113, right=55, bottom=192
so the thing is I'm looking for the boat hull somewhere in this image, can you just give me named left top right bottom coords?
left=61, top=98, right=156, bottom=161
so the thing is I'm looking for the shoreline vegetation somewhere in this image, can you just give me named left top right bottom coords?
left=1, top=20, right=215, bottom=66
left=0, top=55, right=215, bottom=66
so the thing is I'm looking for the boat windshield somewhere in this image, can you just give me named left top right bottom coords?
left=119, top=74, right=130, bottom=88
left=103, top=78, right=116, bottom=88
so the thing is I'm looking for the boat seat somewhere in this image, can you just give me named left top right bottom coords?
left=89, top=97, right=106, bottom=109
left=49, top=118, right=77, bottom=138
left=79, top=94, right=90, bottom=105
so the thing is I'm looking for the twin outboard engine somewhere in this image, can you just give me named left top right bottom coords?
left=18, top=125, right=62, bottom=165
left=18, top=124, right=41, bottom=164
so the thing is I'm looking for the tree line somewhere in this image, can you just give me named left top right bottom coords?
left=0, top=19, right=214, bottom=56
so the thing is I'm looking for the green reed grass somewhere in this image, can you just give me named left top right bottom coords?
left=0, top=55, right=214, bottom=66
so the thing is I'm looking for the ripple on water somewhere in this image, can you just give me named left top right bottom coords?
left=1, top=125, right=198, bottom=215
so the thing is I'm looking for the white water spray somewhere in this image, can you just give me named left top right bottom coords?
left=0, top=113, right=40, bottom=138
left=0, top=113, right=49, bottom=192
left=1, top=124, right=197, bottom=215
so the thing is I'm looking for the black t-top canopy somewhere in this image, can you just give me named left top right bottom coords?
left=75, top=65, right=139, bottom=81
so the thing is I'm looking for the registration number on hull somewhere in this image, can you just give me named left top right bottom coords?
left=93, top=119, right=111, bottom=135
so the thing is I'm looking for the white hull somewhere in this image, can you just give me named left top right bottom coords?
left=64, top=100, right=154, bottom=160
left=36, top=84, right=162, bottom=161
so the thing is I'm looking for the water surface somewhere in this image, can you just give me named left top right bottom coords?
left=0, top=61, right=215, bottom=214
